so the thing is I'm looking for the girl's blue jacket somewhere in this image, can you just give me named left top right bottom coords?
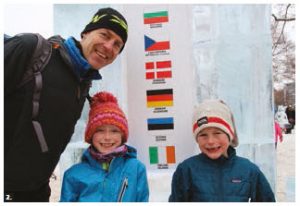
left=60, top=145, right=149, bottom=202
left=169, top=147, right=275, bottom=202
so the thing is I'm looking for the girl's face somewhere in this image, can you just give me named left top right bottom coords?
left=196, top=127, right=230, bottom=159
left=92, top=124, right=123, bottom=154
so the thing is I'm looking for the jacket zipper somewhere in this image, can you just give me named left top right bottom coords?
left=117, top=177, right=128, bottom=202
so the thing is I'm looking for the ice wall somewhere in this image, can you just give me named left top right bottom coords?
left=193, top=5, right=276, bottom=190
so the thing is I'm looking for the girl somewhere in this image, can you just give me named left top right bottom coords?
left=60, top=92, right=149, bottom=202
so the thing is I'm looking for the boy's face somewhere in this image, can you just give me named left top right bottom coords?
left=80, top=28, right=124, bottom=70
left=196, top=127, right=230, bottom=159
left=92, top=124, right=123, bottom=154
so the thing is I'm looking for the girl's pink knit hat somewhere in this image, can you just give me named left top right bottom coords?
left=85, top=92, right=128, bottom=144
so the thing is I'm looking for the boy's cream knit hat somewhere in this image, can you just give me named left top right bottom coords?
left=192, top=99, right=238, bottom=147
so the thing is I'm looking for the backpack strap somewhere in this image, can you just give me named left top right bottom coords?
left=18, top=33, right=52, bottom=153
left=32, top=34, right=52, bottom=153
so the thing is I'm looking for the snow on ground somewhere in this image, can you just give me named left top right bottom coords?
left=50, top=131, right=295, bottom=202
left=275, top=131, right=295, bottom=202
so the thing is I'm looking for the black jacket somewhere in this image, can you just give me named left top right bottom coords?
left=4, top=34, right=93, bottom=191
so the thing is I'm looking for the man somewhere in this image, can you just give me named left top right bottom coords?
left=4, top=7, right=128, bottom=202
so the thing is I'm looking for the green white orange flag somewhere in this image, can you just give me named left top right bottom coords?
left=149, top=146, right=176, bottom=164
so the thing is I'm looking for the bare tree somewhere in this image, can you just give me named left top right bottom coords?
left=271, top=4, right=295, bottom=106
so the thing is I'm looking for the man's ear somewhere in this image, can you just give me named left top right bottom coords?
left=81, top=32, right=89, bottom=39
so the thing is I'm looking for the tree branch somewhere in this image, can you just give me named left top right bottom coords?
left=272, top=14, right=295, bottom=22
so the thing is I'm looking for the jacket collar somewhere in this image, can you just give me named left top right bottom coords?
left=200, top=146, right=236, bottom=165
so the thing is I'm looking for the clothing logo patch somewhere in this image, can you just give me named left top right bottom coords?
left=197, top=117, right=208, bottom=127
left=231, top=179, right=242, bottom=183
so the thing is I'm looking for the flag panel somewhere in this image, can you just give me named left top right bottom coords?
left=147, top=101, right=173, bottom=108
left=149, top=146, right=176, bottom=164
left=166, top=146, right=176, bottom=163
left=147, top=89, right=173, bottom=96
left=149, top=147, right=158, bottom=164
left=147, top=94, right=173, bottom=101
left=156, top=61, right=172, bottom=69
left=145, top=62, right=155, bottom=70
left=144, top=11, right=168, bottom=24
left=147, top=117, right=174, bottom=130
left=146, top=72, right=155, bottom=79
left=157, top=71, right=172, bottom=78
left=144, top=35, right=170, bottom=51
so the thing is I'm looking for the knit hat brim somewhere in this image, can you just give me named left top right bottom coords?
left=85, top=92, right=128, bottom=144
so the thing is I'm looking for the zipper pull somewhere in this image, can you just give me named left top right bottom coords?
left=117, top=177, right=128, bottom=202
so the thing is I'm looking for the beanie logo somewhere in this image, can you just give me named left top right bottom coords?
left=197, top=117, right=208, bottom=127
left=91, top=14, right=107, bottom=23
left=110, top=14, right=128, bottom=33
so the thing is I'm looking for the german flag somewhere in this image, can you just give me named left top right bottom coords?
left=146, top=89, right=173, bottom=108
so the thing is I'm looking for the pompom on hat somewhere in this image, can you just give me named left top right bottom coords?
left=81, top=7, right=128, bottom=53
left=85, top=92, right=128, bottom=144
left=192, top=99, right=238, bottom=147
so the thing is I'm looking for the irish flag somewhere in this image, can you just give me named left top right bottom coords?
left=149, top=146, right=176, bottom=164
left=144, top=11, right=169, bottom=24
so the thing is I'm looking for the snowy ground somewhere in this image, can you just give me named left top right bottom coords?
left=275, top=131, right=295, bottom=202
left=50, top=131, right=295, bottom=202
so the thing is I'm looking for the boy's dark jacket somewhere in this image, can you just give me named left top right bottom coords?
left=169, top=147, right=276, bottom=202
left=4, top=34, right=92, bottom=191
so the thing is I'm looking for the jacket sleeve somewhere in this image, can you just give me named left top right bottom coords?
left=169, top=163, right=191, bottom=202
left=136, top=163, right=149, bottom=202
left=60, top=170, right=79, bottom=202
left=253, top=169, right=276, bottom=202
left=4, top=34, right=37, bottom=96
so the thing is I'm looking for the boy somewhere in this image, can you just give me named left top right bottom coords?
left=169, top=99, right=275, bottom=202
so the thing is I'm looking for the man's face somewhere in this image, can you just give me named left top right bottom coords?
left=80, top=28, right=124, bottom=70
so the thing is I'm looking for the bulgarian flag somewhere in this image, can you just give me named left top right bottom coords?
left=144, top=11, right=169, bottom=24
left=149, top=146, right=176, bottom=164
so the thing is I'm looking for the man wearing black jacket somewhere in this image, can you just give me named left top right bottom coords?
left=4, top=7, right=128, bottom=202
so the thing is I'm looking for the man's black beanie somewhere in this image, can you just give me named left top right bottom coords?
left=81, top=7, right=128, bottom=53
